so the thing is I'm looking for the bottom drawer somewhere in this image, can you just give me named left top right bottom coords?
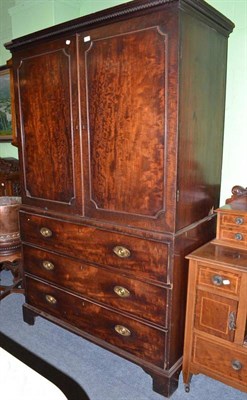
left=25, top=277, right=166, bottom=367
left=193, top=334, right=247, bottom=385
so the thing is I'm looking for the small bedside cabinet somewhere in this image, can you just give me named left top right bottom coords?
left=183, top=188, right=247, bottom=394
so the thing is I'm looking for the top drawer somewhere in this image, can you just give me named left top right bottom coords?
left=197, top=263, right=241, bottom=296
left=20, top=212, right=169, bottom=283
left=220, top=213, right=247, bottom=228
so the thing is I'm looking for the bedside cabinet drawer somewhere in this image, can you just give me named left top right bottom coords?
left=20, top=212, right=169, bottom=283
left=218, top=228, right=247, bottom=248
left=198, top=264, right=241, bottom=296
left=193, top=335, right=247, bottom=385
left=220, top=213, right=247, bottom=229
left=23, top=245, right=168, bottom=326
left=25, top=277, right=167, bottom=368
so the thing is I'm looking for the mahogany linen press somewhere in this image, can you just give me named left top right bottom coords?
left=5, top=0, right=234, bottom=397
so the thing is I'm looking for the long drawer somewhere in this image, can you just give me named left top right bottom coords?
left=23, top=245, right=168, bottom=326
left=20, top=212, right=169, bottom=282
left=25, top=276, right=167, bottom=367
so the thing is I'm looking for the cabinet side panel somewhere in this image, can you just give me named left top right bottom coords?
left=177, top=12, right=228, bottom=230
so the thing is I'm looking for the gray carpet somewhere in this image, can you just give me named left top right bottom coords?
left=0, top=278, right=246, bottom=399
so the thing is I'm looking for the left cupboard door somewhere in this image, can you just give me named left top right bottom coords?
left=12, top=35, right=83, bottom=215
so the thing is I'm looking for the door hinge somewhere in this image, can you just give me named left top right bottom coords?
left=176, top=190, right=180, bottom=202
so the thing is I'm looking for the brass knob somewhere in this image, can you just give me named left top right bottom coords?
left=231, top=360, right=242, bottom=371
left=114, top=325, right=131, bottom=337
left=45, top=294, right=57, bottom=304
left=212, top=275, right=230, bottom=286
left=114, top=286, right=130, bottom=298
left=235, top=217, right=244, bottom=225
left=235, top=233, right=243, bottom=241
left=113, top=246, right=131, bottom=258
left=40, top=227, right=52, bottom=238
left=42, top=260, right=55, bottom=271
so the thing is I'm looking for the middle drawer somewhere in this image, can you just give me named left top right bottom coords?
left=23, top=245, right=168, bottom=326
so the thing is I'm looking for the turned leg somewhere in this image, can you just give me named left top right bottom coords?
left=183, top=372, right=192, bottom=393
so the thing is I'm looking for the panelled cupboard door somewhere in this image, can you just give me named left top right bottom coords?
left=80, top=10, right=179, bottom=232
left=14, top=35, right=83, bottom=215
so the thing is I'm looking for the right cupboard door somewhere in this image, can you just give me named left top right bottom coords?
left=80, top=10, right=179, bottom=232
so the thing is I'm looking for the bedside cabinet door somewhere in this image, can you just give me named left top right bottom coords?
left=194, top=289, right=238, bottom=341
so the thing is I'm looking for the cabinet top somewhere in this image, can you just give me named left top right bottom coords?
left=186, top=242, right=247, bottom=271
left=5, top=0, right=234, bottom=51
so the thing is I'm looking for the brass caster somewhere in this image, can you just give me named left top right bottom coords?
left=184, top=384, right=190, bottom=393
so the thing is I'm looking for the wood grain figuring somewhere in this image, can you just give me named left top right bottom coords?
left=23, top=244, right=169, bottom=326
left=78, top=8, right=179, bottom=233
left=20, top=212, right=169, bottom=283
left=86, top=28, right=166, bottom=216
left=17, top=41, right=76, bottom=205
left=25, top=276, right=167, bottom=367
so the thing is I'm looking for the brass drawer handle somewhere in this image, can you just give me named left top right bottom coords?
left=235, top=233, right=243, bottom=241
left=45, top=294, right=57, bottom=304
left=42, top=260, right=55, bottom=271
left=114, top=286, right=130, bottom=298
left=211, top=275, right=230, bottom=286
left=231, top=360, right=242, bottom=371
left=235, top=217, right=244, bottom=225
left=114, top=325, right=131, bottom=337
left=40, top=227, right=53, bottom=238
left=113, top=246, right=131, bottom=258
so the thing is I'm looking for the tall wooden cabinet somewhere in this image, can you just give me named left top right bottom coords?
left=5, top=0, right=234, bottom=397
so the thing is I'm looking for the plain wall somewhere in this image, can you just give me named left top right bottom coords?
left=0, top=0, right=246, bottom=204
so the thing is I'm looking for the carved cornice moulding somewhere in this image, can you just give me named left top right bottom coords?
left=5, top=0, right=234, bottom=50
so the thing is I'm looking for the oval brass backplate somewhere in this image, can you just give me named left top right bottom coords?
left=40, top=227, right=53, bottom=238
left=114, top=324, right=131, bottom=337
left=45, top=294, right=57, bottom=304
left=42, top=260, right=55, bottom=271
left=113, top=246, right=131, bottom=258
left=114, top=286, right=130, bottom=298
